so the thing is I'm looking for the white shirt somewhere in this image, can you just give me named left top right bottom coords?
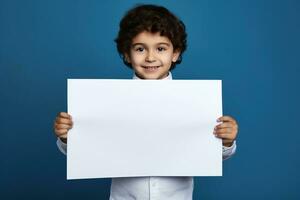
left=57, top=72, right=237, bottom=200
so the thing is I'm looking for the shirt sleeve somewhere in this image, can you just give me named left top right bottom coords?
left=222, top=140, right=237, bottom=160
left=56, top=138, right=67, bottom=155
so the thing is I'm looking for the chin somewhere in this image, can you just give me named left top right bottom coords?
left=141, top=74, right=161, bottom=80
left=135, top=68, right=169, bottom=79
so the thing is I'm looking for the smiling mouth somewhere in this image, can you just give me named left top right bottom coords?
left=142, top=66, right=160, bottom=69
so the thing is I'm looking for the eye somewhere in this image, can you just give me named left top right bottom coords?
left=157, top=47, right=166, bottom=52
left=135, top=47, right=144, bottom=52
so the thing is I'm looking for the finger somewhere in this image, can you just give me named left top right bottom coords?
left=58, top=112, right=72, bottom=119
left=55, top=123, right=72, bottom=130
left=215, top=133, right=234, bottom=140
left=217, top=116, right=237, bottom=124
left=215, top=130, right=237, bottom=140
left=215, top=125, right=238, bottom=134
left=215, top=123, right=235, bottom=129
left=56, top=117, right=73, bottom=125
left=216, top=126, right=238, bottom=140
left=215, top=127, right=233, bottom=134
left=59, top=134, right=67, bottom=139
left=55, top=129, right=68, bottom=136
left=217, top=127, right=237, bottom=137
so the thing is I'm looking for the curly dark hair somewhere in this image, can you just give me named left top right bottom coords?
left=115, top=4, right=187, bottom=70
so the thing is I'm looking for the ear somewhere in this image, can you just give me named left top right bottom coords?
left=124, top=53, right=131, bottom=63
left=172, top=50, right=181, bottom=62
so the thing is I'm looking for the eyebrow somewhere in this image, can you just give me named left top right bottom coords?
left=131, top=42, right=171, bottom=47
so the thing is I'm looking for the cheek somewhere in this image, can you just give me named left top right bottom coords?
left=130, top=56, right=145, bottom=70
left=130, top=53, right=144, bottom=65
left=161, top=53, right=175, bottom=64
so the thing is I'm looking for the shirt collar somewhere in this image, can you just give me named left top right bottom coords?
left=133, top=72, right=173, bottom=80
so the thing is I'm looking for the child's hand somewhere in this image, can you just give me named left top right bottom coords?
left=214, top=116, right=238, bottom=147
left=53, top=112, right=73, bottom=144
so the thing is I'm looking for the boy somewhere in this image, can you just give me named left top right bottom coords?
left=54, top=4, right=238, bottom=200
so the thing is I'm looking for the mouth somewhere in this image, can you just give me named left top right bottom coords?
left=142, top=66, right=161, bottom=72
left=142, top=65, right=160, bottom=68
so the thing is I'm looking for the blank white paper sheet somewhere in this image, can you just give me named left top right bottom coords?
left=67, top=79, right=222, bottom=179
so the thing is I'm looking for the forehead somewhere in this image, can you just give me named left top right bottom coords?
left=132, top=31, right=172, bottom=46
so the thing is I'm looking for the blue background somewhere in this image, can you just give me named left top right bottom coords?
left=1, top=0, right=299, bottom=199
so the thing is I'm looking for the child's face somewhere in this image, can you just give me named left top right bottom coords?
left=125, top=31, right=180, bottom=80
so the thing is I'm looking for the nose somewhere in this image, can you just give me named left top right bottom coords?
left=145, top=50, right=156, bottom=62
